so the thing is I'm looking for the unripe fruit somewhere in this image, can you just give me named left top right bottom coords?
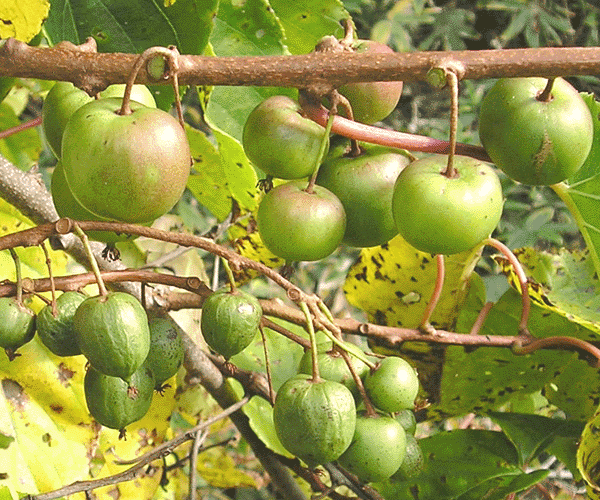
left=143, top=315, right=184, bottom=387
left=37, top=291, right=86, bottom=357
left=257, top=180, right=346, bottom=262
left=364, top=356, right=419, bottom=413
left=273, top=375, right=356, bottom=466
left=84, top=365, right=155, bottom=431
left=395, top=409, right=417, bottom=436
left=392, top=155, right=503, bottom=255
left=338, top=40, right=403, bottom=124
left=338, top=413, right=407, bottom=482
left=200, top=288, right=262, bottom=359
left=391, top=434, right=424, bottom=480
left=42, top=82, right=156, bottom=158
left=0, top=297, right=36, bottom=356
left=62, top=98, right=191, bottom=223
left=297, top=343, right=369, bottom=398
left=73, top=292, right=150, bottom=383
left=316, top=142, right=410, bottom=247
left=50, top=161, right=146, bottom=244
left=479, top=77, right=593, bottom=185
left=243, top=95, right=329, bottom=179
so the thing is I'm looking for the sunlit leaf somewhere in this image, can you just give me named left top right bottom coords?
left=0, top=103, right=41, bottom=171
left=0, top=0, right=50, bottom=42
left=578, top=403, right=600, bottom=495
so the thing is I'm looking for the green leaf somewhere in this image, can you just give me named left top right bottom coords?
left=439, top=283, right=600, bottom=418
left=242, top=396, right=293, bottom=458
left=554, top=93, right=600, bottom=278
left=185, top=126, right=232, bottom=222
left=487, top=412, right=585, bottom=468
left=207, top=0, right=293, bottom=142
left=0, top=103, right=41, bottom=171
left=578, top=404, right=600, bottom=493
left=377, top=430, right=546, bottom=500
left=44, top=0, right=217, bottom=108
left=268, top=0, right=348, bottom=55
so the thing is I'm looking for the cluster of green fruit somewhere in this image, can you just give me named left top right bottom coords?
left=274, top=354, right=422, bottom=482
left=243, top=59, right=593, bottom=260
left=42, top=81, right=192, bottom=242
left=198, top=285, right=423, bottom=482
left=0, top=290, right=184, bottom=433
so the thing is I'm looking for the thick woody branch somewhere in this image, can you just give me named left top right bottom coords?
left=2, top=39, right=600, bottom=94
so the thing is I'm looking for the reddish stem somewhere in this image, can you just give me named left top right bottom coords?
left=420, top=254, right=445, bottom=332
left=0, top=116, right=42, bottom=140
left=302, top=102, right=491, bottom=161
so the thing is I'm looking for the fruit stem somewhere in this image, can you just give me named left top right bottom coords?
left=119, top=46, right=179, bottom=116
left=419, top=254, right=445, bottom=333
left=305, top=111, right=335, bottom=194
left=482, top=238, right=531, bottom=334
left=220, top=257, right=237, bottom=293
left=337, top=346, right=378, bottom=417
left=8, top=248, right=23, bottom=304
left=537, top=77, right=555, bottom=102
left=318, top=328, right=376, bottom=370
left=41, top=241, right=59, bottom=317
left=0, top=116, right=42, bottom=140
left=443, top=70, right=459, bottom=178
left=72, top=223, right=108, bottom=296
left=258, top=324, right=276, bottom=405
left=300, top=302, right=321, bottom=382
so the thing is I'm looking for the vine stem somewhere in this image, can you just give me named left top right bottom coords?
left=40, top=241, right=58, bottom=316
left=482, top=237, right=531, bottom=333
left=443, top=70, right=459, bottom=178
left=306, top=111, right=335, bottom=193
left=0, top=116, right=42, bottom=140
left=220, top=256, right=237, bottom=293
left=119, top=46, right=178, bottom=116
left=8, top=248, right=22, bottom=303
left=70, top=222, right=108, bottom=296
left=420, top=254, right=445, bottom=332
left=300, top=301, right=321, bottom=382
left=301, top=102, right=490, bottom=161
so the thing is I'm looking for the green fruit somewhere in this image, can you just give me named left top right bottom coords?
left=99, top=84, right=156, bottom=108
left=392, top=155, right=503, bottom=255
left=273, top=375, right=356, bottom=466
left=42, top=82, right=93, bottom=158
left=61, top=98, right=191, bottom=223
left=391, top=434, right=424, bottom=480
left=0, top=297, right=36, bottom=354
left=200, top=288, right=262, bottom=359
left=84, top=365, right=155, bottom=431
left=395, top=409, right=417, bottom=436
left=257, top=180, right=346, bottom=261
left=50, top=161, right=147, bottom=243
left=297, top=343, right=369, bottom=398
left=243, top=95, right=329, bottom=179
left=42, top=82, right=156, bottom=159
left=479, top=77, right=593, bottom=185
left=364, top=357, right=419, bottom=413
left=143, top=315, right=184, bottom=387
left=73, top=292, right=150, bottom=383
left=37, top=291, right=86, bottom=357
left=338, top=413, right=407, bottom=483
left=316, top=142, right=410, bottom=247
left=338, top=40, right=403, bottom=124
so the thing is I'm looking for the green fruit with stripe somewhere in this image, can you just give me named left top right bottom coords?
left=200, top=288, right=262, bottom=359
left=273, top=374, right=356, bottom=466
left=143, top=315, right=184, bottom=387
left=84, top=365, right=155, bottom=432
left=73, top=292, right=150, bottom=384
left=391, top=434, right=424, bottom=480
left=0, top=297, right=36, bottom=357
left=37, top=291, right=86, bottom=357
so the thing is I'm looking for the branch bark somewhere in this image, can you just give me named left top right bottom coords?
left=2, top=38, right=600, bottom=94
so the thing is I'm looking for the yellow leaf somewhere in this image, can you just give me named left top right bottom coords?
left=196, top=449, right=257, bottom=489
left=0, top=0, right=50, bottom=42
